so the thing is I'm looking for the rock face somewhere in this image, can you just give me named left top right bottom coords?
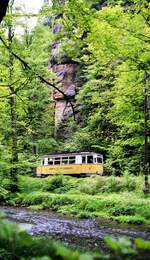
left=49, top=1, right=78, bottom=137
left=52, top=63, right=78, bottom=127
left=49, top=1, right=106, bottom=138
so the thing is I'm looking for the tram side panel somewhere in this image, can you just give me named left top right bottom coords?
left=36, top=163, right=103, bottom=176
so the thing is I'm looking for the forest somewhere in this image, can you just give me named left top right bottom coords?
left=0, top=0, right=150, bottom=259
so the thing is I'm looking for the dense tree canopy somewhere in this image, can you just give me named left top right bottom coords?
left=0, top=4, right=58, bottom=190
left=0, top=0, right=150, bottom=187
left=0, top=3, right=150, bottom=259
left=55, top=0, right=150, bottom=175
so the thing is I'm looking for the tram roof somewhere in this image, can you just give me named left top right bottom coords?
left=41, top=152, right=103, bottom=158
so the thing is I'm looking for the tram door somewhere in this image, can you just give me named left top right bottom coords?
left=76, top=155, right=82, bottom=164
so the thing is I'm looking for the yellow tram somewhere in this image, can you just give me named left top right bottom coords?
left=36, top=152, right=103, bottom=177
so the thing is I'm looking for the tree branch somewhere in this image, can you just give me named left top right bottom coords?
left=0, top=35, right=76, bottom=120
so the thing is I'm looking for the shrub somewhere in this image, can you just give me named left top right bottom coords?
left=77, top=211, right=91, bottom=219
left=0, top=249, right=12, bottom=260
left=137, top=206, right=150, bottom=219
left=0, top=178, right=14, bottom=191
left=112, top=215, right=146, bottom=224
left=105, top=177, right=123, bottom=193
left=43, top=176, right=76, bottom=193
left=78, top=176, right=138, bottom=195
left=0, top=187, right=9, bottom=204
left=109, top=205, right=136, bottom=216
left=18, top=176, right=45, bottom=193
left=43, top=195, right=75, bottom=211
left=123, top=174, right=137, bottom=192
left=105, top=236, right=136, bottom=256
left=76, top=197, right=116, bottom=215
left=21, top=192, right=49, bottom=206
left=43, top=176, right=63, bottom=192
left=79, top=183, right=96, bottom=195
left=78, top=176, right=107, bottom=195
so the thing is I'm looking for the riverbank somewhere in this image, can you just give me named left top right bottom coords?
left=1, top=206, right=150, bottom=247
left=2, top=175, right=150, bottom=225
left=1, top=175, right=150, bottom=259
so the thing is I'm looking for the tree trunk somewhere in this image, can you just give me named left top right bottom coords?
left=8, top=1, right=18, bottom=192
left=144, top=70, right=149, bottom=194
left=0, top=0, right=10, bottom=23
left=9, top=92, right=18, bottom=190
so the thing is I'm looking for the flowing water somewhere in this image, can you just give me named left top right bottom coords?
left=1, top=206, right=150, bottom=251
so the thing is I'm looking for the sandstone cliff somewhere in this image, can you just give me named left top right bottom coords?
left=49, top=2, right=78, bottom=138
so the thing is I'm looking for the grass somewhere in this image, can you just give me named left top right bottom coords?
left=9, top=175, right=150, bottom=225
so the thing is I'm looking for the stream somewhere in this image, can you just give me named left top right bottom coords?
left=1, top=206, right=150, bottom=251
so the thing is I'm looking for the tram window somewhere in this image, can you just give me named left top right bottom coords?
left=42, top=159, right=44, bottom=165
left=48, top=158, right=53, bottom=165
left=87, top=156, right=93, bottom=164
left=94, top=157, right=97, bottom=164
left=54, top=157, right=61, bottom=165
left=82, top=156, right=86, bottom=164
left=62, top=157, right=68, bottom=164
left=69, top=156, right=75, bottom=164
left=97, top=157, right=102, bottom=163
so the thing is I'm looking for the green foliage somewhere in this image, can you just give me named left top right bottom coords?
left=0, top=4, right=57, bottom=189
left=18, top=175, right=76, bottom=194
left=0, top=187, right=9, bottom=203
left=18, top=176, right=46, bottom=193
left=112, top=215, right=146, bottom=224
left=109, top=205, right=136, bottom=217
left=43, top=175, right=76, bottom=193
left=43, top=195, right=75, bottom=211
left=76, top=211, right=92, bottom=219
left=0, top=177, right=14, bottom=191
left=56, top=0, right=150, bottom=176
left=0, top=217, right=80, bottom=260
left=43, top=175, right=64, bottom=192
left=10, top=176, right=150, bottom=224
left=105, top=236, right=136, bottom=256
left=79, top=176, right=137, bottom=194
left=135, top=238, right=150, bottom=250
left=16, top=191, right=48, bottom=206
